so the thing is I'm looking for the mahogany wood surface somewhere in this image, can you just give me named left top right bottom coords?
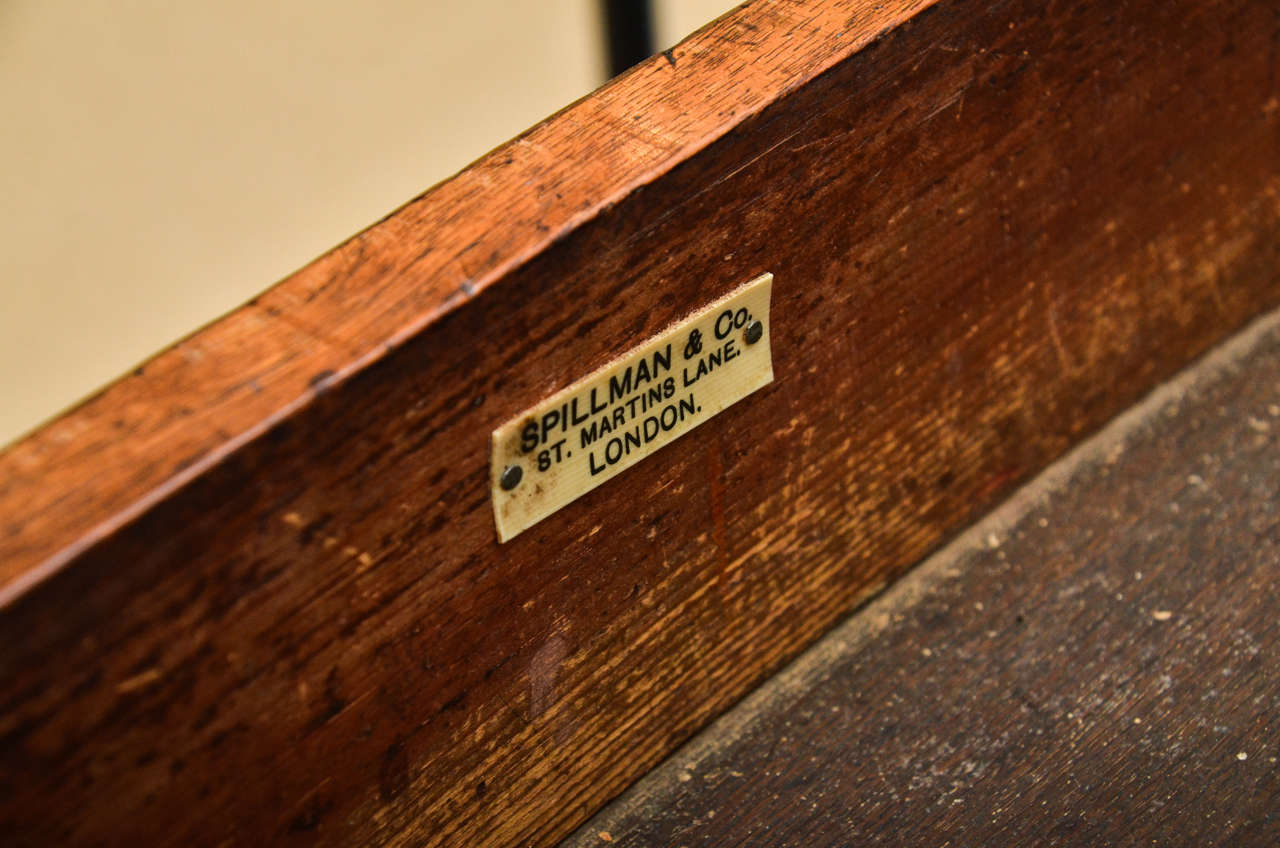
left=2, top=0, right=1278, bottom=845
left=567, top=308, right=1280, bottom=847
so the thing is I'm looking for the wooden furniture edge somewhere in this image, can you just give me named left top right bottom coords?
left=0, top=0, right=1277, bottom=846
left=0, top=0, right=935, bottom=598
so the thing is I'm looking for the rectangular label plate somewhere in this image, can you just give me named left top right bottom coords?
left=491, top=272, right=774, bottom=542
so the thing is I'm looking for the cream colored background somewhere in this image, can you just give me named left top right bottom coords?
left=0, top=0, right=732, bottom=448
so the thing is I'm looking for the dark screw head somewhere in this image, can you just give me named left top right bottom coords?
left=744, top=319, right=764, bottom=345
left=499, top=464, right=523, bottom=491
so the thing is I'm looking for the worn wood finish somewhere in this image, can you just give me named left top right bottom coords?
left=0, top=0, right=935, bottom=594
left=567, top=309, right=1280, bottom=847
left=2, top=0, right=1278, bottom=845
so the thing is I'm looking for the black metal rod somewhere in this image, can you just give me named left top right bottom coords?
left=601, top=0, right=656, bottom=77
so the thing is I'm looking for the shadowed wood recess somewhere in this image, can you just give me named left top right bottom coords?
left=567, top=308, right=1280, bottom=847
left=1, top=0, right=1278, bottom=845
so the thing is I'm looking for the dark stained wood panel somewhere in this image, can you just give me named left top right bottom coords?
left=2, top=0, right=1279, bottom=845
left=566, top=309, right=1280, bottom=847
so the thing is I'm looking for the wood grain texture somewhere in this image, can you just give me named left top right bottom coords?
left=567, top=307, right=1280, bottom=847
left=2, top=0, right=1279, bottom=845
left=0, top=0, right=935, bottom=595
